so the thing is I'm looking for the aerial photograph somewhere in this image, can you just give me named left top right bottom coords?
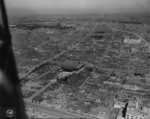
left=2, top=0, right=150, bottom=118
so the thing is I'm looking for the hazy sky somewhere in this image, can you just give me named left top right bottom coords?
left=5, top=0, right=150, bottom=15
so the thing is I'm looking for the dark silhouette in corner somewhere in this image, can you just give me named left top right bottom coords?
left=0, top=0, right=26, bottom=118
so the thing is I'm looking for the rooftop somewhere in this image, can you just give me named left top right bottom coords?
left=117, top=108, right=124, bottom=118
left=126, top=109, right=145, bottom=117
left=57, top=71, right=72, bottom=79
left=61, top=60, right=83, bottom=71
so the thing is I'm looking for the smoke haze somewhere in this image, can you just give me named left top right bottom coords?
left=5, top=0, right=150, bottom=15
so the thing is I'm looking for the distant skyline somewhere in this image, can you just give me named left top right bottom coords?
left=5, top=0, right=150, bottom=15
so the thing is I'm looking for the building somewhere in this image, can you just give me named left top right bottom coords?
left=61, top=60, right=83, bottom=71
left=57, top=72, right=72, bottom=79
left=142, top=102, right=150, bottom=113
left=123, top=36, right=142, bottom=44
left=57, top=71, right=72, bottom=83
left=117, top=108, right=125, bottom=119
left=127, top=100, right=137, bottom=110
left=115, top=92, right=129, bottom=102
left=114, top=101, right=126, bottom=108
left=131, top=47, right=139, bottom=53
left=92, top=73, right=99, bottom=79
left=57, top=71, right=81, bottom=85
left=104, top=81, right=121, bottom=87
left=25, top=82, right=41, bottom=90
left=142, top=106, right=150, bottom=114
left=125, top=99, right=146, bottom=119
left=110, top=73, right=117, bottom=80
left=125, top=109, right=144, bottom=119
left=125, top=99, right=150, bottom=119
left=122, top=84, right=140, bottom=91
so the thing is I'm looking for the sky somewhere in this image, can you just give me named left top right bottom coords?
left=5, top=0, right=150, bottom=15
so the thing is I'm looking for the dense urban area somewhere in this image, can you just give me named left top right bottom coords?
left=9, top=13, right=150, bottom=119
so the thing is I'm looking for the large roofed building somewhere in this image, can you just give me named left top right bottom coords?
left=61, top=60, right=83, bottom=71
